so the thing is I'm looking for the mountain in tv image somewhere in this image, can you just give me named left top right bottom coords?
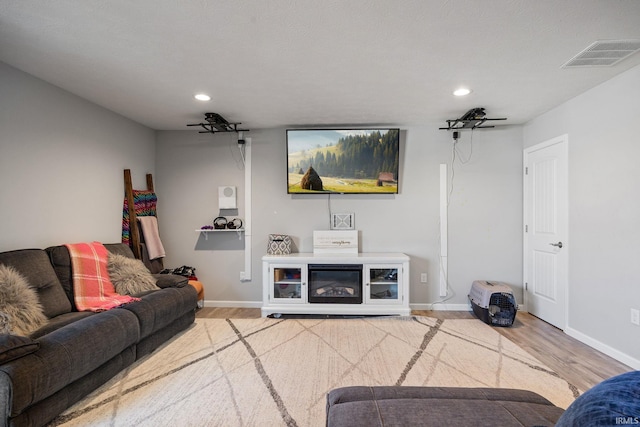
left=287, top=129, right=399, bottom=194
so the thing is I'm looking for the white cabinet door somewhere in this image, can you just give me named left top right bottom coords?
left=364, top=265, right=402, bottom=304
left=269, top=264, right=307, bottom=304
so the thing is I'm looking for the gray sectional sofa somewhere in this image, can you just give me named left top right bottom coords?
left=0, top=243, right=198, bottom=427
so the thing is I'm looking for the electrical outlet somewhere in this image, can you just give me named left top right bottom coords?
left=631, top=308, right=640, bottom=326
left=420, top=273, right=428, bottom=283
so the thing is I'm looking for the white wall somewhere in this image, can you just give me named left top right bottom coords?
left=156, top=124, right=524, bottom=309
left=0, top=62, right=155, bottom=251
left=524, top=64, right=640, bottom=367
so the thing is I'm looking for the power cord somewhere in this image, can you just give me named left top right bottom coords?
left=228, top=132, right=246, bottom=168
left=454, top=128, right=474, bottom=165
left=327, top=193, right=332, bottom=228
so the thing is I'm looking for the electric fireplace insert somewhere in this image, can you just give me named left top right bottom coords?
left=308, top=264, right=363, bottom=304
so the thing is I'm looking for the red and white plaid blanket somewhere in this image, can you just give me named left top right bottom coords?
left=65, top=241, right=139, bottom=312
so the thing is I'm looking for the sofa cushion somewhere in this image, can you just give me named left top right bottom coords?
left=45, top=245, right=75, bottom=306
left=29, top=311, right=96, bottom=340
left=0, top=249, right=71, bottom=318
left=120, top=286, right=197, bottom=339
left=103, top=242, right=136, bottom=258
left=0, top=265, right=48, bottom=336
left=107, top=253, right=159, bottom=295
left=0, top=308, right=140, bottom=417
left=0, top=335, right=39, bottom=364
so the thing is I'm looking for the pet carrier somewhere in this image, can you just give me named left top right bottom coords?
left=468, top=280, right=517, bottom=327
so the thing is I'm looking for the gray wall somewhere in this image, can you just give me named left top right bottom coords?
left=156, top=125, right=524, bottom=309
left=523, top=64, right=640, bottom=367
left=154, top=131, right=252, bottom=304
left=0, top=62, right=156, bottom=251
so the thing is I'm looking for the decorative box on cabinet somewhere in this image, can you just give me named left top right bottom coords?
left=262, top=253, right=410, bottom=317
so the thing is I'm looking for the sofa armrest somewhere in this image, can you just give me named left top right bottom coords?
left=153, top=274, right=188, bottom=288
left=0, top=335, right=39, bottom=364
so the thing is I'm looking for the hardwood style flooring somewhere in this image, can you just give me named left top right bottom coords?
left=196, top=308, right=632, bottom=393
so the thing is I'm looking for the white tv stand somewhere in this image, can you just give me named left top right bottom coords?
left=261, top=253, right=410, bottom=317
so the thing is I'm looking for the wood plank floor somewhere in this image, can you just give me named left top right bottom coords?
left=196, top=307, right=631, bottom=392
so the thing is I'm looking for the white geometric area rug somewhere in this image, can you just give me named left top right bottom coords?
left=50, top=316, right=578, bottom=427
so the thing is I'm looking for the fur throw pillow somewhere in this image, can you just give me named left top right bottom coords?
left=0, top=312, right=11, bottom=335
left=0, top=265, right=48, bottom=336
left=107, top=253, right=159, bottom=296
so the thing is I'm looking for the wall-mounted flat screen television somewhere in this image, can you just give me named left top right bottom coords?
left=286, top=128, right=400, bottom=194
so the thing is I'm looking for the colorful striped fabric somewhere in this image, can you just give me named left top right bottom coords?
left=65, top=242, right=139, bottom=312
left=122, top=190, right=158, bottom=246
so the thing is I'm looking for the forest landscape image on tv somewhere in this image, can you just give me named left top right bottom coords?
left=287, top=128, right=400, bottom=194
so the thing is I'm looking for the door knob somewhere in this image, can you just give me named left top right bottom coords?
left=549, top=242, right=563, bottom=249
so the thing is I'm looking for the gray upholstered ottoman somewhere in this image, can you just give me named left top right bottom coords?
left=326, top=386, right=564, bottom=427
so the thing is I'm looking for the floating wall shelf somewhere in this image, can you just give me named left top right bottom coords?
left=197, top=229, right=245, bottom=240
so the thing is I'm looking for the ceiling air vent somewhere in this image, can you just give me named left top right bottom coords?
left=562, top=39, right=640, bottom=68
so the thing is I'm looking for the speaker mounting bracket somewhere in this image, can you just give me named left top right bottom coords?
left=187, top=112, right=250, bottom=134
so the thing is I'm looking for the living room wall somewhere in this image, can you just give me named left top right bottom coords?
left=523, top=64, right=640, bottom=368
left=155, top=124, right=524, bottom=309
left=3, top=57, right=636, bottom=368
left=0, top=62, right=156, bottom=251
left=1, top=59, right=524, bottom=309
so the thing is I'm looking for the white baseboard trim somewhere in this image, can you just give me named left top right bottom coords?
left=207, top=301, right=472, bottom=311
left=204, top=300, right=263, bottom=309
left=410, top=303, right=471, bottom=311
left=565, top=326, right=640, bottom=370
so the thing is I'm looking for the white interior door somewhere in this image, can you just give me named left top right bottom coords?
left=523, top=135, right=568, bottom=329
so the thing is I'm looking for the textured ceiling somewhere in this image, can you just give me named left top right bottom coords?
left=1, top=0, right=640, bottom=130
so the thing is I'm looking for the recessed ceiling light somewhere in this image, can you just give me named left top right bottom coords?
left=453, top=88, right=471, bottom=96
left=194, top=94, right=211, bottom=101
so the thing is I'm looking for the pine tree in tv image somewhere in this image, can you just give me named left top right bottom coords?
left=287, top=129, right=400, bottom=194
